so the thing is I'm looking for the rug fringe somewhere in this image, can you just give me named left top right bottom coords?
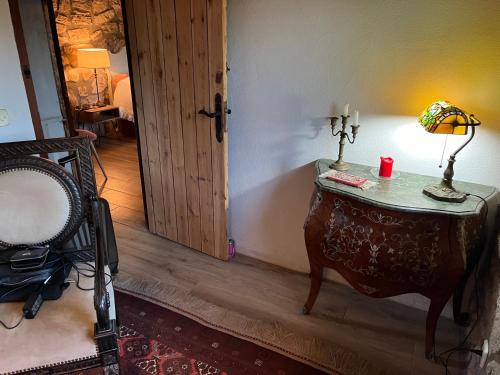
left=114, top=274, right=397, bottom=375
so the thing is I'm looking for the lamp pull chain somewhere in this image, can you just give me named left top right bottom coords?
left=439, top=135, right=448, bottom=168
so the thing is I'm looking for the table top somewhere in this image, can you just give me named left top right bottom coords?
left=76, top=105, right=119, bottom=113
left=315, top=159, right=497, bottom=217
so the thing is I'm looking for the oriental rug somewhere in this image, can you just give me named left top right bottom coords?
left=82, top=290, right=330, bottom=375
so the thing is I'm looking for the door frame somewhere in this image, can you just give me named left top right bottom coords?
left=23, top=0, right=150, bottom=229
left=42, top=0, right=75, bottom=137
left=8, top=0, right=44, bottom=141
left=9, top=0, right=75, bottom=139
left=120, top=0, right=151, bottom=230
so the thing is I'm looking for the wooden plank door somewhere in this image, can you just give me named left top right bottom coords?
left=124, top=0, right=228, bottom=260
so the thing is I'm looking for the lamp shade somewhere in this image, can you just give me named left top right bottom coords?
left=75, top=48, right=110, bottom=69
left=418, top=100, right=480, bottom=135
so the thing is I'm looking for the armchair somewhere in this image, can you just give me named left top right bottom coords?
left=0, top=137, right=119, bottom=374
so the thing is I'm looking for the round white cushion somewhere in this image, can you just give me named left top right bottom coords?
left=0, top=169, right=71, bottom=245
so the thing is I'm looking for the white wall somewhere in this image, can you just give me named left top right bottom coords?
left=227, top=0, right=500, bottom=311
left=109, top=48, right=129, bottom=75
left=0, top=1, right=35, bottom=143
left=18, top=0, right=66, bottom=141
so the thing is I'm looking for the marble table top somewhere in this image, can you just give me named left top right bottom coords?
left=315, top=159, right=498, bottom=217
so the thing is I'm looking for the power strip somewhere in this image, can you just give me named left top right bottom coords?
left=479, top=339, right=489, bottom=369
left=470, top=339, right=489, bottom=369
left=22, top=291, right=44, bottom=319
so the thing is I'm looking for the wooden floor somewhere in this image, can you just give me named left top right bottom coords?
left=94, top=137, right=146, bottom=230
left=94, top=137, right=465, bottom=375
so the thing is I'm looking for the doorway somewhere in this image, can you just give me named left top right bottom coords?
left=49, top=0, right=146, bottom=230
left=12, top=0, right=229, bottom=260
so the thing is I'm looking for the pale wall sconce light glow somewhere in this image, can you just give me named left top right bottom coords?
left=392, top=121, right=466, bottom=162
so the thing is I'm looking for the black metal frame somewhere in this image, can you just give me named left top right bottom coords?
left=0, top=136, right=119, bottom=372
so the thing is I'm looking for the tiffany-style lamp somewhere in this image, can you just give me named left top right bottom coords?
left=418, top=100, right=481, bottom=203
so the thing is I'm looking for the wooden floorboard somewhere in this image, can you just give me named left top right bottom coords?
left=94, top=138, right=146, bottom=230
left=111, top=206, right=148, bottom=232
left=96, top=174, right=143, bottom=197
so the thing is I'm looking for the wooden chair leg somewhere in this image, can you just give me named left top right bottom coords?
left=425, top=294, right=450, bottom=359
left=303, top=263, right=323, bottom=315
left=90, top=142, right=108, bottom=181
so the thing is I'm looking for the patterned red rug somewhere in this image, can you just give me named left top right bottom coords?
left=86, top=291, right=329, bottom=374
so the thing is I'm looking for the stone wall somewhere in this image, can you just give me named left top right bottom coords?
left=53, top=0, right=125, bottom=108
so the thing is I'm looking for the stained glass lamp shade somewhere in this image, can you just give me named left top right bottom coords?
left=418, top=100, right=480, bottom=135
left=417, top=101, right=481, bottom=203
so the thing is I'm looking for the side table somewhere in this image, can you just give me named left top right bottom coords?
left=75, top=105, right=121, bottom=140
left=303, top=160, right=497, bottom=358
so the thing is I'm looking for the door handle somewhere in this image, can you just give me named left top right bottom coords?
left=198, top=93, right=231, bottom=143
left=198, top=109, right=217, bottom=118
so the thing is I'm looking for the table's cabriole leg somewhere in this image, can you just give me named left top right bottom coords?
left=303, top=190, right=325, bottom=315
left=303, top=261, right=323, bottom=315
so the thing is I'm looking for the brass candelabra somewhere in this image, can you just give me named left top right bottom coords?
left=328, top=115, right=360, bottom=171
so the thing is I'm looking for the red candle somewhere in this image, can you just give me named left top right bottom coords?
left=379, top=157, right=394, bottom=178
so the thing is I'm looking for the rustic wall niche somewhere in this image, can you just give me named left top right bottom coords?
left=52, top=0, right=126, bottom=108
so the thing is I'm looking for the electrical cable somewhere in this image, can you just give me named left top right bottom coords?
left=439, top=135, right=449, bottom=168
left=0, top=283, right=31, bottom=329
left=438, top=194, right=489, bottom=374
left=0, top=279, right=41, bottom=301
left=0, top=253, right=102, bottom=326
left=0, top=258, right=113, bottom=330
left=0, top=219, right=115, bottom=331
left=0, top=315, right=24, bottom=330
left=67, top=260, right=113, bottom=291
left=1, top=275, right=38, bottom=287
left=438, top=266, right=481, bottom=374
left=0, top=269, right=62, bottom=330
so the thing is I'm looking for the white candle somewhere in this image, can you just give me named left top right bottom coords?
left=354, top=110, right=359, bottom=125
left=343, top=103, right=349, bottom=117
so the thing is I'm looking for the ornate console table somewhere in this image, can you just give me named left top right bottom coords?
left=303, top=159, right=497, bottom=358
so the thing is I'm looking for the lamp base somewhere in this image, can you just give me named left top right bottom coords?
left=329, top=160, right=349, bottom=171
left=422, top=184, right=466, bottom=203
